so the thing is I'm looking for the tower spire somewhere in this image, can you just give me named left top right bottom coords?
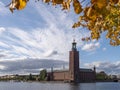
left=69, top=39, right=79, bottom=82
left=72, top=39, right=77, bottom=51
left=93, top=65, right=96, bottom=72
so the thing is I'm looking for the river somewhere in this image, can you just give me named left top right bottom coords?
left=0, top=82, right=120, bottom=90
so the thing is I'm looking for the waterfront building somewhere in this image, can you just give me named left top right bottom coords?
left=47, top=40, right=96, bottom=83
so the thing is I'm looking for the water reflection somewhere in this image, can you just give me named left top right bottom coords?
left=0, top=82, right=119, bottom=90
left=69, top=83, right=80, bottom=90
left=80, top=83, right=96, bottom=90
left=69, top=83, right=96, bottom=90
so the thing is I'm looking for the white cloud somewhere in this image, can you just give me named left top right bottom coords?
left=0, top=2, right=87, bottom=62
left=0, top=41, right=9, bottom=48
left=0, top=65, right=6, bottom=70
left=2, top=26, right=83, bottom=61
left=82, top=42, right=100, bottom=51
left=84, top=61, right=120, bottom=74
left=0, top=27, right=5, bottom=34
left=0, top=2, right=94, bottom=75
left=0, top=2, right=9, bottom=15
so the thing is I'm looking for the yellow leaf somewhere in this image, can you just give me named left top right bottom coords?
left=62, top=1, right=71, bottom=10
left=52, top=0, right=63, bottom=4
left=91, top=30, right=100, bottom=40
left=9, top=0, right=28, bottom=12
left=43, top=0, right=50, bottom=3
left=96, top=0, right=107, bottom=9
left=86, top=7, right=97, bottom=21
left=73, top=0, right=82, bottom=14
left=9, top=0, right=18, bottom=13
left=91, top=0, right=97, bottom=4
left=16, top=0, right=27, bottom=10
left=110, top=0, right=119, bottom=4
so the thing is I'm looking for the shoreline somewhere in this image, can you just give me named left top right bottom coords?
left=0, top=80, right=119, bottom=83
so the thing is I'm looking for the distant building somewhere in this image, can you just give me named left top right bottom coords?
left=47, top=40, right=96, bottom=83
left=117, top=74, right=120, bottom=79
left=110, top=75, right=117, bottom=79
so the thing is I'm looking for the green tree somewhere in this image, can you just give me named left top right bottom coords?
left=7, top=0, right=120, bottom=46
left=29, top=73, right=33, bottom=80
left=39, top=69, right=47, bottom=81
left=96, top=71, right=108, bottom=80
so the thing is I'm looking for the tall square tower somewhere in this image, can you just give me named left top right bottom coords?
left=69, top=40, right=79, bottom=82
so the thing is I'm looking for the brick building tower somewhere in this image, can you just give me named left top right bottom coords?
left=69, top=39, right=79, bottom=82
left=47, top=39, right=96, bottom=82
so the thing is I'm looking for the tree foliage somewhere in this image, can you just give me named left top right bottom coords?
left=39, top=69, right=47, bottom=81
left=29, top=73, right=33, bottom=80
left=96, top=71, right=108, bottom=80
left=8, top=0, right=120, bottom=46
left=9, top=0, right=29, bottom=13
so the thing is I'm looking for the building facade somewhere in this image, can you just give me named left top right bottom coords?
left=48, top=40, right=96, bottom=83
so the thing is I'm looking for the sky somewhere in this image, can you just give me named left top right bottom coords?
left=0, top=0, right=120, bottom=75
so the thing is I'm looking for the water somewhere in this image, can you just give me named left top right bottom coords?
left=0, top=82, right=120, bottom=90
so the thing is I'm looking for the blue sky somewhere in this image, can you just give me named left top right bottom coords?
left=0, top=0, right=120, bottom=75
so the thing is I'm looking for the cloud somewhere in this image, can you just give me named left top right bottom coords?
left=0, top=41, right=10, bottom=48
left=84, top=61, right=120, bottom=74
left=82, top=42, right=100, bottom=51
left=0, top=2, right=94, bottom=75
left=44, top=50, right=58, bottom=57
left=0, top=65, right=6, bottom=70
left=0, top=50, right=11, bottom=59
left=0, top=54, right=6, bottom=58
left=0, top=2, right=9, bottom=15
left=0, top=27, right=5, bottom=34
left=2, top=27, right=68, bottom=60
left=0, top=58, right=68, bottom=75
left=0, top=3, right=86, bottom=61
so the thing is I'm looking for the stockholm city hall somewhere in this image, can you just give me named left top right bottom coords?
left=48, top=40, right=96, bottom=83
